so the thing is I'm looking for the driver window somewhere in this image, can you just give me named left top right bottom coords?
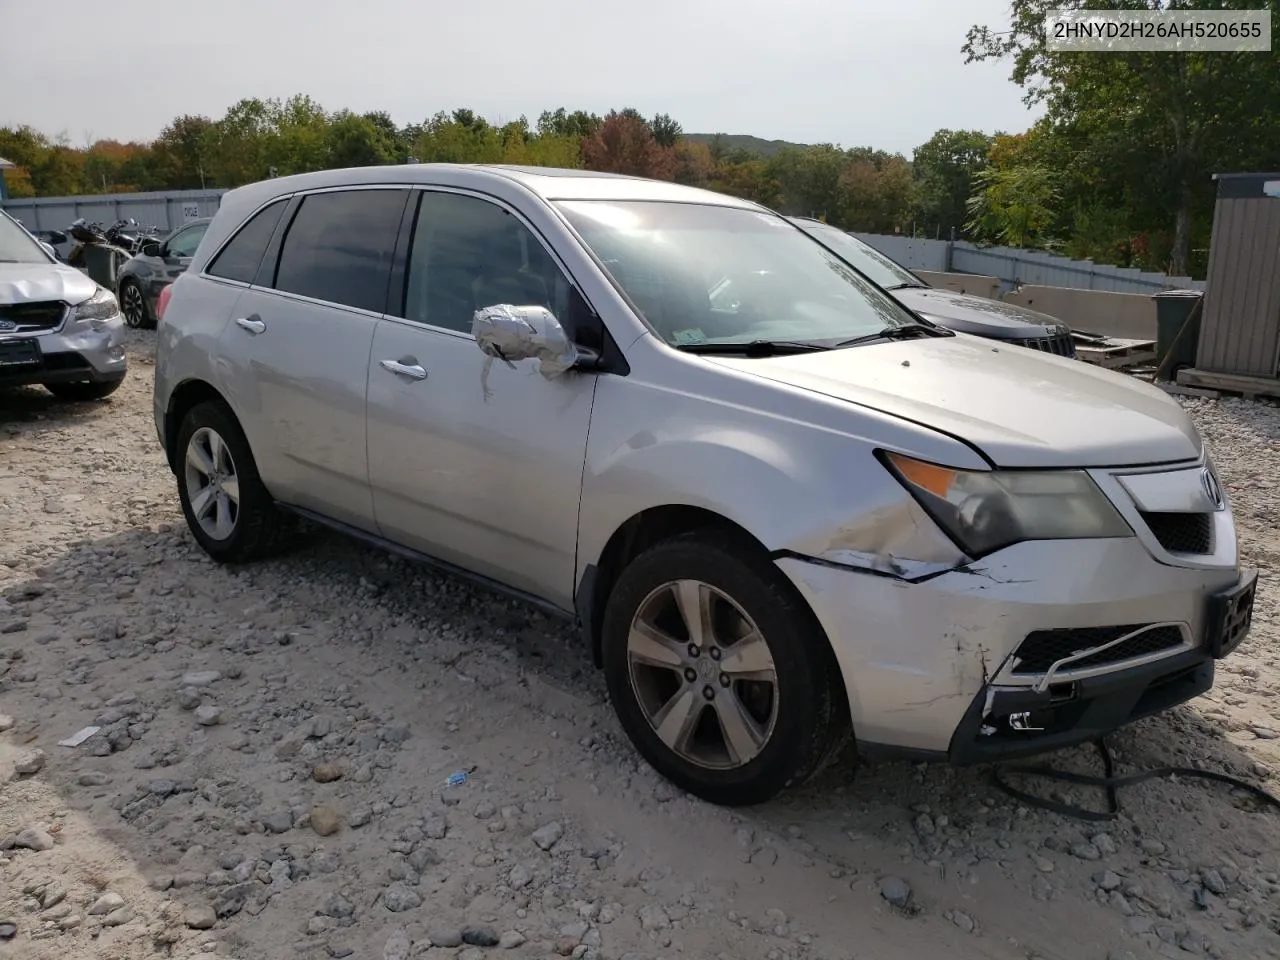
left=402, top=191, right=570, bottom=334
left=166, top=222, right=208, bottom=259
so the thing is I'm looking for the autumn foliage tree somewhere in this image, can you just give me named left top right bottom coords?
left=579, top=112, right=677, bottom=180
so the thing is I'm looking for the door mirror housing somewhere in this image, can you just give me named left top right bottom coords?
left=141, top=240, right=163, bottom=258
left=38, top=241, right=57, bottom=259
left=472, top=304, right=596, bottom=379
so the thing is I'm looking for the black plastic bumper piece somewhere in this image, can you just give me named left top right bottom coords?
left=948, top=649, right=1214, bottom=766
left=0, top=349, right=124, bottom=388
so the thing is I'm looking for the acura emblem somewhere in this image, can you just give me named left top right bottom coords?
left=1201, top=468, right=1224, bottom=510
left=0, top=319, right=15, bottom=332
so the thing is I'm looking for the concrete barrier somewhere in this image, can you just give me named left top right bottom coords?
left=916, top=270, right=1002, bottom=299
left=1001, top=285, right=1157, bottom=340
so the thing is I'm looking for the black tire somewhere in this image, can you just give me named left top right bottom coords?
left=175, top=401, right=293, bottom=563
left=601, top=529, right=851, bottom=807
left=119, top=278, right=153, bottom=329
left=45, top=378, right=124, bottom=402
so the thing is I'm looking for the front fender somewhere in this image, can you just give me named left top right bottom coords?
left=577, top=371, right=975, bottom=582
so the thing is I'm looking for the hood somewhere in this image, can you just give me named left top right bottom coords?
left=0, top=261, right=97, bottom=307
left=893, top=287, right=1066, bottom=338
left=706, top=334, right=1201, bottom=469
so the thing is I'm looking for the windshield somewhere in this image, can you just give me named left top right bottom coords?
left=0, top=213, right=51, bottom=264
left=789, top=219, right=923, bottom=291
left=555, top=200, right=919, bottom=347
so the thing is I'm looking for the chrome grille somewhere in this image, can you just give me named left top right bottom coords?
left=0, top=301, right=67, bottom=333
left=1013, top=332, right=1076, bottom=358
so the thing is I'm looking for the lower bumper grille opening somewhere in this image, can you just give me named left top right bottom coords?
left=40, top=352, right=93, bottom=373
left=1140, top=510, right=1213, bottom=554
left=1012, top=624, right=1184, bottom=675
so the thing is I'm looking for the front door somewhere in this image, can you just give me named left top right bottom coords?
left=366, top=188, right=598, bottom=609
left=217, top=187, right=409, bottom=531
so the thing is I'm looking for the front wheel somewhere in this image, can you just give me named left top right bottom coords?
left=119, top=279, right=153, bottom=329
left=601, top=530, right=851, bottom=806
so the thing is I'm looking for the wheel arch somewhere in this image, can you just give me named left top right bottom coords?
left=164, top=378, right=234, bottom=474
left=576, top=505, right=838, bottom=675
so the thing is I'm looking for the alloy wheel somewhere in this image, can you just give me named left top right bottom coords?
left=184, top=427, right=240, bottom=541
left=121, top=282, right=146, bottom=328
left=626, top=579, right=780, bottom=770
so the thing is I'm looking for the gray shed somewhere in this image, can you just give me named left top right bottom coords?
left=0, top=156, right=14, bottom=202
left=1180, top=172, right=1280, bottom=397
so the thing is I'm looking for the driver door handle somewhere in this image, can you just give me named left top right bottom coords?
left=235, top=316, right=266, bottom=335
left=379, top=358, right=428, bottom=381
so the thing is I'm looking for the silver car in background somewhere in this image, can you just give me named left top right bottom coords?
left=1, top=209, right=128, bottom=401
left=154, top=165, right=1256, bottom=806
left=116, top=218, right=211, bottom=329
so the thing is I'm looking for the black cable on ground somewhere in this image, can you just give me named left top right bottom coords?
left=990, top=738, right=1280, bottom=822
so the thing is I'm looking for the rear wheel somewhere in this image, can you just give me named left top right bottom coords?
left=601, top=529, right=850, bottom=806
left=176, top=401, right=293, bottom=563
left=45, top=378, right=123, bottom=402
left=119, top=279, right=153, bottom=329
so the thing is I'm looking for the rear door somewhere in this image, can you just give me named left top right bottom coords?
left=217, top=186, right=409, bottom=531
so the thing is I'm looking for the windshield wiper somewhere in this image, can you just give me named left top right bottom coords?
left=675, top=339, right=831, bottom=357
left=884, top=281, right=929, bottom=290
left=834, top=322, right=945, bottom=347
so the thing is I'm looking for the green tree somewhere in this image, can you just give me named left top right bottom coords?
left=267, top=94, right=331, bottom=176
left=328, top=111, right=398, bottom=168
left=536, top=108, right=601, bottom=140
left=912, top=129, right=992, bottom=239
left=201, top=97, right=275, bottom=185
left=963, top=0, right=1280, bottom=275
left=651, top=113, right=683, bottom=148
left=965, top=162, right=1059, bottom=248
left=151, top=115, right=214, bottom=189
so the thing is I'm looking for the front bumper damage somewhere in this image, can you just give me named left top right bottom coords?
left=776, top=536, right=1256, bottom=762
left=0, top=314, right=127, bottom=388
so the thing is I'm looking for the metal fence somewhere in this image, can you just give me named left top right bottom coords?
left=1, top=189, right=226, bottom=237
left=852, top=233, right=1205, bottom=295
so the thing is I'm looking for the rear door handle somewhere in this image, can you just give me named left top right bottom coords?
left=235, top=316, right=266, bottom=335
left=379, top=358, right=428, bottom=381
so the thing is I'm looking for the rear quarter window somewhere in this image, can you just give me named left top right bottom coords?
left=206, top=199, right=289, bottom=284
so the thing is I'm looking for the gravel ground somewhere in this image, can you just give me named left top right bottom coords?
left=1, top=330, right=1279, bottom=960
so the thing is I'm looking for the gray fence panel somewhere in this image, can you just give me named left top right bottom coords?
left=855, top=232, right=1205, bottom=294
left=1, top=189, right=227, bottom=235
left=850, top=233, right=950, bottom=271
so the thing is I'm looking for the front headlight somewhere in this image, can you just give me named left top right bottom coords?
left=68, top=287, right=120, bottom=329
left=882, top=451, right=1133, bottom=558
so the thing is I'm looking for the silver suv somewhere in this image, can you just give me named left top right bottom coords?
left=154, top=165, right=1256, bottom=806
left=1, top=210, right=128, bottom=400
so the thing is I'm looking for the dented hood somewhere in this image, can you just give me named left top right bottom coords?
left=0, top=261, right=97, bottom=306
left=706, top=334, right=1202, bottom=468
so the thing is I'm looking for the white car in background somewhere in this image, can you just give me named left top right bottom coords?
left=1, top=209, right=128, bottom=400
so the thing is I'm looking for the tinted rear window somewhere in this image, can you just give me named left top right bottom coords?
left=273, top=189, right=408, bottom=313
left=206, top=200, right=288, bottom=284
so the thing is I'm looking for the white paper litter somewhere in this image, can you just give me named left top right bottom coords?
left=58, top=725, right=101, bottom=747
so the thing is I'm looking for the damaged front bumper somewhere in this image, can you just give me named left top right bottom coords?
left=775, top=538, right=1255, bottom=761
left=951, top=565, right=1256, bottom=764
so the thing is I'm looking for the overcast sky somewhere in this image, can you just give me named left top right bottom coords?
left=0, top=0, right=1040, bottom=157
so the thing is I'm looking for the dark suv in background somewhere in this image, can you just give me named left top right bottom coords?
left=789, top=217, right=1077, bottom=358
